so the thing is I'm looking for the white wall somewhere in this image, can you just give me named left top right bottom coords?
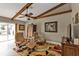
left=70, top=4, right=79, bottom=38
left=27, top=13, right=71, bottom=43
left=71, top=4, right=79, bottom=17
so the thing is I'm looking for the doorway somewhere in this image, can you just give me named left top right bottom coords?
left=0, top=22, right=16, bottom=56
left=0, top=22, right=15, bottom=42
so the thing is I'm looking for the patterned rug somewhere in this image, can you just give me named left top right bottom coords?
left=14, top=43, right=61, bottom=56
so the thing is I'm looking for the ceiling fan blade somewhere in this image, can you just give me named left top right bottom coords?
left=28, top=13, right=33, bottom=15
left=18, top=15, right=25, bottom=18
left=20, top=14, right=25, bottom=16
left=19, top=13, right=33, bottom=19
left=18, top=14, right=27, bottom=18
left=20, top=13, right=28, bottom=16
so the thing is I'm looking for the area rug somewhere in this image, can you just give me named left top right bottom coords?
left=14, top=43, right=61, bottom=56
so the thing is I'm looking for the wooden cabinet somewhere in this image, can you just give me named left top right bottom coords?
left=62, top=43, right=79, bottom=56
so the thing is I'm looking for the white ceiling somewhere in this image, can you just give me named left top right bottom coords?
left=22, top=3, right=60, bottom=16
left=42, top=4, right=71, bottom=16
left=16, top=3, right=71, bottom=21
left=0, top=3, right=25, bottom=18
left=0, top=3, right=71, bottom=22
left=16, top=3, right=60, bottom=21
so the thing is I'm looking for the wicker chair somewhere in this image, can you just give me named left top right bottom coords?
left=15, top=33, right=26, bottom=46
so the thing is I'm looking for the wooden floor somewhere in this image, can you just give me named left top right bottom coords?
left=0, top=40, right=18, bottom=56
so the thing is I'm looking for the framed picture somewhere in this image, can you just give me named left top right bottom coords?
left=19, top=24, right=25, bottom=31
left=45, top=21, right=57, bottom=32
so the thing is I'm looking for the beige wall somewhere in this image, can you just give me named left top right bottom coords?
left=26, top=13, right=72, bottom=43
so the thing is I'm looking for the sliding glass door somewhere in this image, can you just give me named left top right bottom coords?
left=7, top=23, right=15, bottom=41
left=0, top=23, right=15, bottom=42
left=0, top=23, right=7, bottom=41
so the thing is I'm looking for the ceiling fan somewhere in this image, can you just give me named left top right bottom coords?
left=18, top=7, right=33, bottom=20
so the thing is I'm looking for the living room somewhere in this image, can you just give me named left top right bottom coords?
left=0, top=3, right=79, bottom=56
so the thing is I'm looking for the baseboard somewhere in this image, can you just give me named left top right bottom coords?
left=46, top=40, right=61, bottom=45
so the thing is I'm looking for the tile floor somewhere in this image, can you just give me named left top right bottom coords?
left=0, top=39, right=61, bottom=56
left=0, top=40, right=18, bottom=56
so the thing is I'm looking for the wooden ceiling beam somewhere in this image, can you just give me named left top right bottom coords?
left=12, top=3, right=33, bottom=20
left=35, top=3, right=66, bottom=18
left=36, top=10, right=72, bottom=19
